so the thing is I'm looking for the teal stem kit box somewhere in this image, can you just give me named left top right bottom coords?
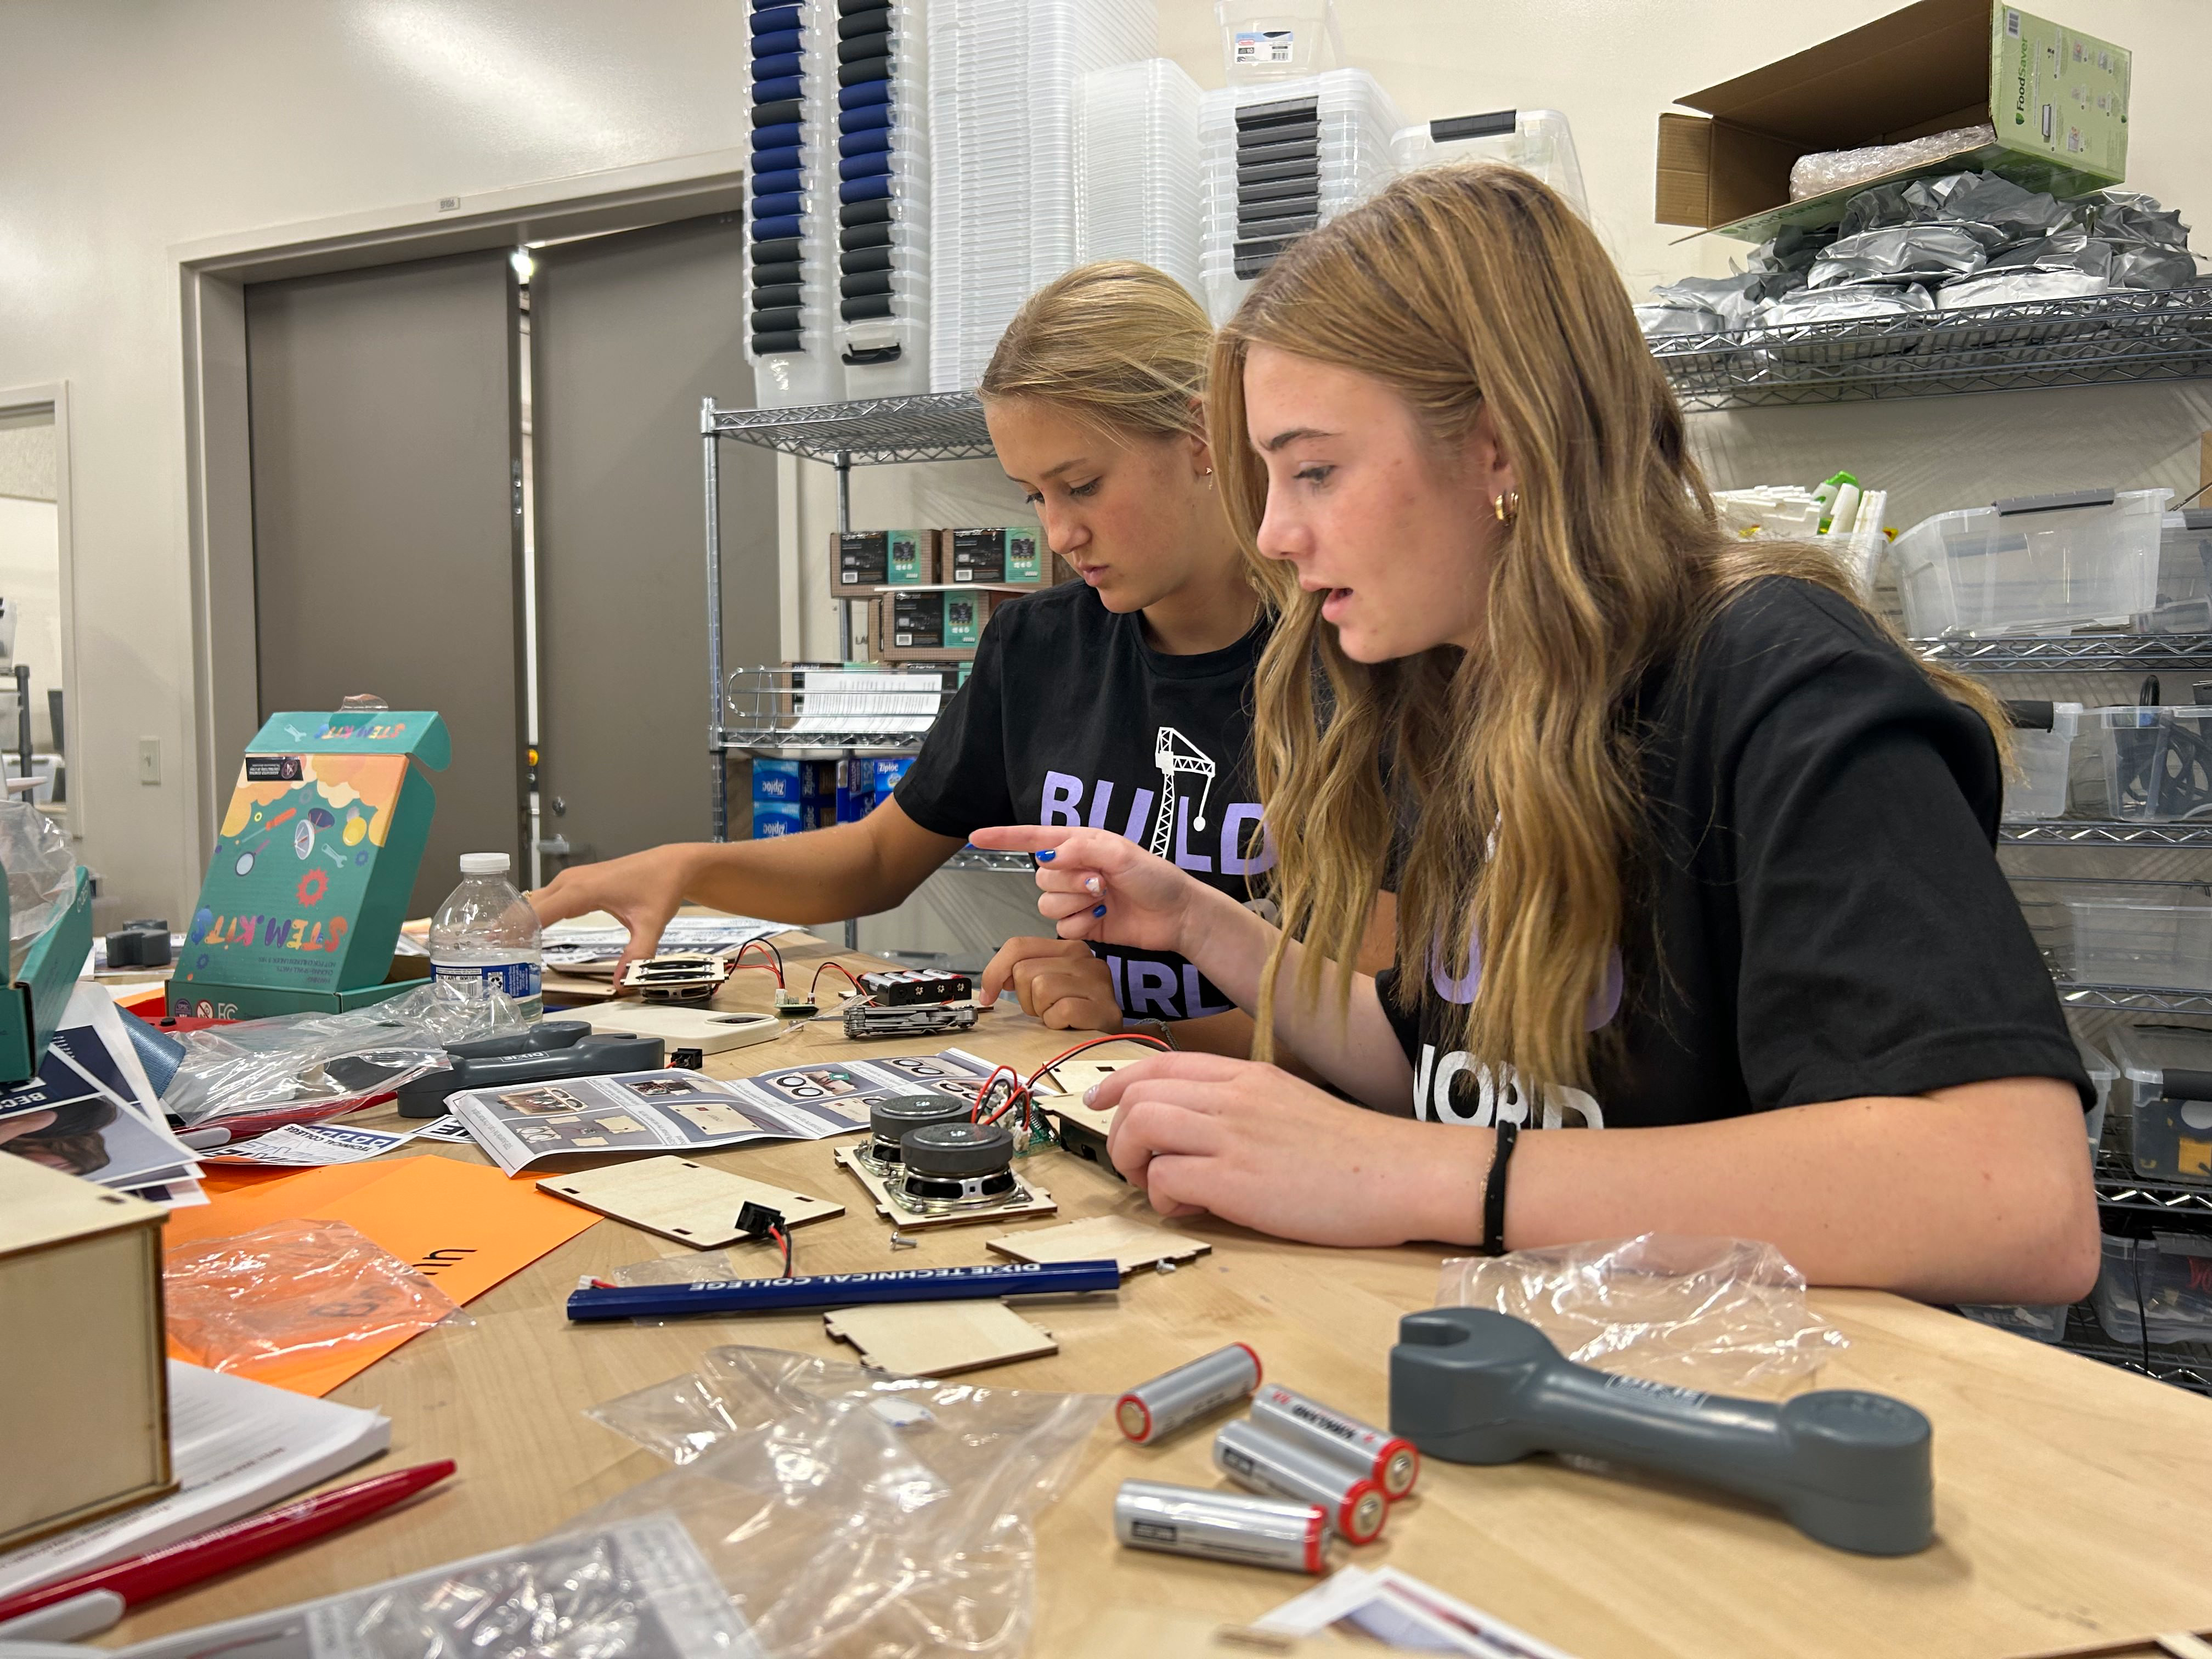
left=170, top=710, right=449, bottom=1019
left=834, top=529, right=934, bottom=589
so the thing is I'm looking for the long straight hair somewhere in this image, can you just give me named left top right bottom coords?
left=979, top=259, right=1212, bottom=442
left=1212, top=166, right=2006, bottom=1087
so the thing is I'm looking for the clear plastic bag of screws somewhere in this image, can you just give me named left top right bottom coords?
left=580, top=1345, right=1107, bottom=1658
left=1437, top=1233, right=1849, bottom=1397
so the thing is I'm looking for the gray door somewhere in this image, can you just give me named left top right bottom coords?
left=529, top=212, right=777, bottom=867
left=246, top=252, right=525, bottom=920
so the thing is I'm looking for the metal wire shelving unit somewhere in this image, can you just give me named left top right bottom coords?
left=1915, top=634, right=2212, bottom=673
left=2004, top=820, right=2212, bottom=848
left=1654, top=287, right=2212, bottom=411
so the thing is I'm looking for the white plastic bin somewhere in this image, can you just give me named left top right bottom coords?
left=1892, top=488, right=2170, bottom=637
left=2067, top=896, right=2212, bottom=989
left=1389, top=109, right=1588, bottom=223
left=1215, top=0, right=1339, bottom=81
left=2095, top=706, right=2212, bottom=822
left=2002, top=702, right=2081, bottom=821
left=2137, top=507, right=2212, bottom=632
left=2091, top=1233, right=2212, bottom=1347
left=2106, top=1024, right=2212, bottom=1187
left=2078, top=1034, right=2116, bottom=1152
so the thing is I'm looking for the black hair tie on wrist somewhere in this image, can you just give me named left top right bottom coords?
left=1479, top=1121, right=1520, bottom=1256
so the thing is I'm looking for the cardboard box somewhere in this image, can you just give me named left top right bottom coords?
left=833, top=528, right=934, bottom=590
left=938, top=526, right=1080, bottom=587
left=876, top=588, right=1011, bottom=661
left=1, top=1160, right=172, bottom=1551
left=171, top=710, right=449, bottom=1020
left=1656, top=0, right=2130, bottom=241
left=751, top=757, right=836, bottom=804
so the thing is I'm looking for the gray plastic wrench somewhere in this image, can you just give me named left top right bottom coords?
left=1389, top=1308, right=1933, bottom=1555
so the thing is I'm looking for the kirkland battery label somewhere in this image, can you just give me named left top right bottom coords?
left=433, top=960, right=542, bottom=1000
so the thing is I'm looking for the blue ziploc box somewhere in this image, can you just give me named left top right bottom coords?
left=871, top=757, right=915, bottom=797
left=753, top=800, right=803, bottom=839
left=753, top=758, right=803, bottom=803
left=800, top=759, right=838, bottom=803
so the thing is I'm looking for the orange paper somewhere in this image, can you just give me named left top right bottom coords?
left=162, top=1153, right=600, bottom=1395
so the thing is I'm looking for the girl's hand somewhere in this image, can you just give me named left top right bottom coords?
left=1089, top=1052, right=1489, bottom=1248
left=979, top=936, right=1122, bottom=1030
left=966, top=825, right=1228, bottom=959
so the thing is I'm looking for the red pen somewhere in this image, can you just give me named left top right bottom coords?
left=0, top=1459, right=456, bottom=1625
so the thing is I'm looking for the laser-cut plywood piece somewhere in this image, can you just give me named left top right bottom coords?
left=832, top=1145, right=1057, bottom=1231
left=823, top=1300, right=1057, bottom=1375
left=986, top=1214, right=1210, bottom=1275
left=539, top=1156, right=842, bottom=1248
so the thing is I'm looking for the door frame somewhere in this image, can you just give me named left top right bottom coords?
left=177, top=149, right=747, bottom=866
left=0, top=380, right=80, bottom=840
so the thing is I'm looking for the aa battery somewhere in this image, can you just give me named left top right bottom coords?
left=1214, top=1418, right=1387, bottom=1544
left=1251, top=1382, right=1420, bottom=1499
left=1113, top=1479, right=1326, bottom=1575
left=1115, top=1342, right=1262, bottom=1444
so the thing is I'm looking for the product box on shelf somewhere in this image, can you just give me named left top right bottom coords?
left=1893, top=488, right=2169, bottom=639
left=2091, top=1229, right=2212, bottom=1347
left=834, top=529, right=935, bottom=589
left=751, top=757, right=837, bottom=805
left=876, top=588, right=1009, bottom=660
left=1656, top=0, right=2132, bottom=242
left=939, top=526, right=1059, bottom=586
left=2106, top=1024, right=2212, bottom=1187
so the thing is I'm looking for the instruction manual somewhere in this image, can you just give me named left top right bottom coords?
left=448, top=1048, right=1002, bottom=1176
left=539, top=912, right=786, bottom=972
left=0, top=982, right=204, bottom=1201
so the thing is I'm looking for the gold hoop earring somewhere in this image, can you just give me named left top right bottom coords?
left=1493, top=489, right=1520, bottom=525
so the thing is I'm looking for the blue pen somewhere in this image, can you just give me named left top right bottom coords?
left=565, top=1258, right=1122, bottom=1322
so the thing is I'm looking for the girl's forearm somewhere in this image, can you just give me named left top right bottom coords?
left=1183, top=888, right=1412, bottom=1107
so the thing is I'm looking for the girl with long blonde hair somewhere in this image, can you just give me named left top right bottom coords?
left=538, top=260, right=1387, bottom=1055
left=974, top=169, right=2099, bottom=1304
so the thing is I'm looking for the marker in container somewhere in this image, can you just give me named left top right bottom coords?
left=1214, top=1419, right=1387, bottom=1544
left=1116, top=1342, right=1262, bottom=1444
left=1251, top=1382, right=1420, bottom=1499
left=1113, top=1480, right=1327, bottom=1576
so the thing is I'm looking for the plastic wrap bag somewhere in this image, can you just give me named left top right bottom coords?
left=1787, top=123, right=1994, bottom=201
left=163, top=1219, right=468, bottom=1379
left=114, top=1514, right=760, bottom=1659
left=1808, top=224, right=1991, bottom=287
left=1435, top=1234, right=1848, bottom=1397
left=578, top=1345, right=1107, bottom=1659
left=163, top=978, right=530, bottom=1124
left=0, top=797, right=77, bottom=977
left=1937, top=269, right=2111, bottom=309
left=1756, top=284, right=1934, bottom=328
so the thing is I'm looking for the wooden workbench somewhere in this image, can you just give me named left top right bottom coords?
left=106, top=936, right=2212, bottom=1659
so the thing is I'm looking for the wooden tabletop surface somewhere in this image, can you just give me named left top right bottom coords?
left=102, top=930, right=2212, bottom=1659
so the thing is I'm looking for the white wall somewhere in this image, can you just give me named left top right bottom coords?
left=3, top=0, right=2209, bottom=916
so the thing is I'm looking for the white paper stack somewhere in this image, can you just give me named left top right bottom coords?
left=1198, top=67, right=1403, bottom=323
left=1076, top=59, right=1205, bottom=297
left=927, top=0, right=1156, bottom=391
left=746, top=0, right=845, bottom=408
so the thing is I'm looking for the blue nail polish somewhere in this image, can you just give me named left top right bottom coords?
left=1092, top=904, right=1107, bottom=917
left=1036, top=850, right=1054, bottom=862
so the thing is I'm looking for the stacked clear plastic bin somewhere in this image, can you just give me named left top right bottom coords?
left=1197, top=69, right=1403, bottom=323
left=1892, top=488, right=2170, bottom=639
left=1388, top=109, right=1589, bottom=223
left=834, top=0, right=929, bottom=397
left=926, top=0, right=1154, bottom=392
left=1076, top=59, right=1205, bottom=298
left=747, top=0, right=845, bottom=408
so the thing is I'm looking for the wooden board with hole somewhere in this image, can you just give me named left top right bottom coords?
left=1030, top=1059, right=1128, bottom=1101
left=538, top=1156, right=843, bottom=1248
left=986, top=1214, right=1209, bottom=1275
left=823, top=1300, right=1057, bottom=1376
left=832, top=1145, right=1057, bottom=1231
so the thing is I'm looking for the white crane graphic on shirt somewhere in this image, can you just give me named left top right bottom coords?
left=1149, top=727, right=1217, bottom=860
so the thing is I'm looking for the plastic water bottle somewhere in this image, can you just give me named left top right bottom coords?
left=428, top=853, right=543, bottom=1020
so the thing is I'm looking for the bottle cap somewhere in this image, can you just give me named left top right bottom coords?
left=459, top=853, right=512, bottom=876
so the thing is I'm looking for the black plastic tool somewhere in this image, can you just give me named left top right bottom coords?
left=394, top=1021, right=665, bottom=1117
left=1389, top=1308, right=1933, bottom=1555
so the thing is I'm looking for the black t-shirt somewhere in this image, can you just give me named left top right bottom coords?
left=896, top=580, right=1272, bottom=1020
left=1374, top=577, right=2089, bottom=1129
